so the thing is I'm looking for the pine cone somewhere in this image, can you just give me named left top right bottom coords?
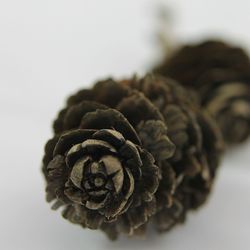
left=122, top=75, right=223, bottom=231
left=154, top=40, right=250, bottom=144
left=42, top=79, right=176, bottom=240
left=42, top=76, right=223, bottom=239
left=197, top=69, right=250, bottom=144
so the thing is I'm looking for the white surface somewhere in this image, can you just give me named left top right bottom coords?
left=0, top=1, right=250, bottom=249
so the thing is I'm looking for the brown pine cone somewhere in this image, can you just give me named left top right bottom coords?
left=197, top=69, right=250, bottom=144
left=154, top=40, right=250, bottom=145
left=42, top=79, right=176, bottom=240
left=42, top=76, right=223, bottom=239
left=122, top=75, right=223, bottom=232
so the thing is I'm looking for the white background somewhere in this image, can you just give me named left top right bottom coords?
left=0, top=1, right=250, bottom=249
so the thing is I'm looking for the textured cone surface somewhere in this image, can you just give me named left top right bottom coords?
left=42, top=76, right=224, bottom=239
left=154, top=40, right=250, bottom=145
left=122, top=75, right=223, bottom=231
left=42, top=79, right=176, bottom=239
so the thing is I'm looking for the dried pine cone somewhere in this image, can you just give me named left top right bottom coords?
left=42, top=76, right=223, bottom=239
left=154, top=40, right=250, bottom=144
left=197, top=69, right=250, bottom=144
left=42, top=79, right=176, bottom=240
left=123, top=75, right=223, bottom=231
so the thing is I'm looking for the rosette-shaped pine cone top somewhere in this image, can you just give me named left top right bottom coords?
left=42, top=79, right=176, bottom=240
left=154, top=40, right=250, bottom=145
left=122, top=75, right=223, bottom=232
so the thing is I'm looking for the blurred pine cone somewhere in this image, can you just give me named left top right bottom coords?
left=122, top=75, right=223, bottom=231
left=154, top=40, right=250, bottom=144
left=42, top=79, right=176, bottom=240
